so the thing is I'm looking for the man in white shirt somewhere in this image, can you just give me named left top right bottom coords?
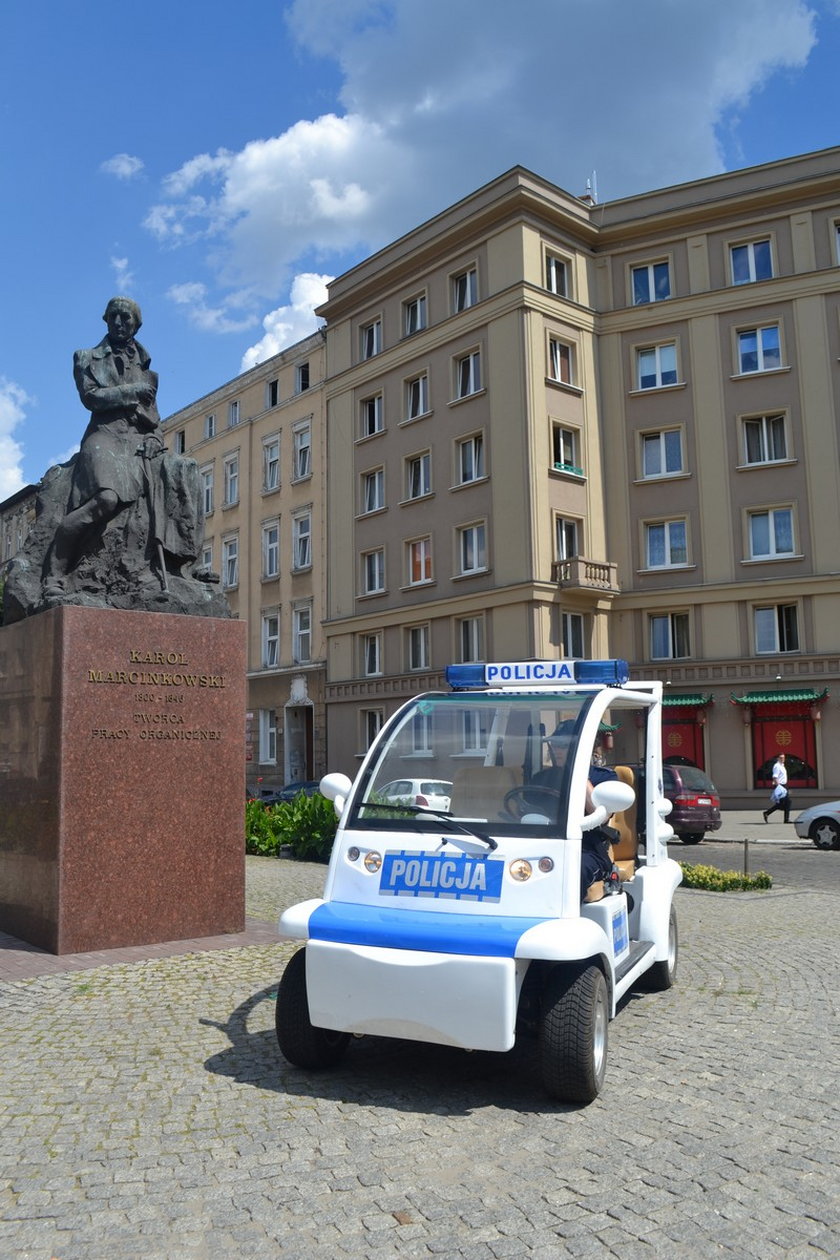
left=763, top=752, right=791, bottom=823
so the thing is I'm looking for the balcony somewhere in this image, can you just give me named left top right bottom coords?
left=551, top=556, right=619, bottom=592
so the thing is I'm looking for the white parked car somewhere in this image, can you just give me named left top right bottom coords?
left=377, top=778, right=453, bottom=812
left=793, top=801, right=840, bottom=849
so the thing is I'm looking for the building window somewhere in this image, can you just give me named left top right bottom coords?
left=222, top=535, right=239, bottom=588
left=262, top=520, right=280, bottom=578
left=455, top=350, right=481, bottom=399
left=361, top=468, right=384, bottom=514
left=462, top=709, right=490, bottom=753
left=731, top=239, right=773, bottom=285
left=266, top=379, right=279, bottom=408
left=200, top=466, right=214, bottom=516
left=645, top=519, right=687, bottom=568
left=174, top=429, right=186, bottom=454
left=458, top=522, right=486, bottom=575
left=743, top=414, right=787, bottom=465
left=201, top=542, right=213, bottom=573
left=406, top=451, right=431, bottom=499
left=548, top=338, right=574, bottom=385
left=457, top=433, right=485, bottom=484
left=552, top=423, right=582, bottom=475
left=361, top=319, right=382, bottom=359
left=737, top=324, right=781, bottom=374
left=748, top=507, right=794, bottom=559
left=458, top=615, right=484, bottom=663
left=408, top=537, right=432, bottom=585
left=406, top=373, right=429, bottom=420
left=292, top=511, right=312, bottom=570
left=293, top=421, right=311, bottom=478
left=262, top=613, right=280, bottom=668
left=363, top=548, right=385, bottom=595
left=555, top=516, right=579, bottom=561
left=293, top=604, right=312, bottom=664
left=258, top=709, right=277, bottom=764
left=406, top=623, right=430, bottom=671
left=641, top=429, right=683, bottom=478
left=361, top=632, right=381, bottom=676
left=545, top=253, right=568, bottom=297
left=223, top=454, right=239, bottom=505
left=363, top=709, right=384, bottom=751
left=296, top=362, right=310, bottom=393
left=361, top=394, right=383, bottom=437
left=650, top=612, right=690, bottom=660
left=403, top=294, right=427, bottom=336
left=561, top=611, right=584, bottom=658
left=411, top=711, right=432, bottom=754
left=637, top=343, right=678, bottom=390
left=632, top=261, right=670, bottom=305
left=755, top=604, right=799, bottom=654
left=228, top=399, right=240, bottom=427
left=452, top=266, right=477, bottom=313
left=204, top=413, right=216, bottom=439
left=263, top=437, right=280, bottom=491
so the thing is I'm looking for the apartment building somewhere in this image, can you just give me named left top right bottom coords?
left=162, top=330, right=326, bottom=793
left=0, top=484, right=36, bottom=576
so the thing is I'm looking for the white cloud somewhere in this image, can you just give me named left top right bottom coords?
left=0, top=379, right=30, bottom=498
left=240, top=274, right=332, bottom=370
left=111, top=256, right=135, bottom=292
left=100, top=153, right=144, bottom=180
left=166, top=281, right=260, bottom=334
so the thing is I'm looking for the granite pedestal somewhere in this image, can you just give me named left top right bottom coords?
left=0, top=605, right=246, bottom=953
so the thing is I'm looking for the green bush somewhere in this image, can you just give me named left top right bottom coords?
left=245, top=792, right=338, bottom=862
left=679, top=861, right=772, bottom=891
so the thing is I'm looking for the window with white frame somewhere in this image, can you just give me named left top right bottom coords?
left=292, top=511, right=312, bottom=569
left=457, top=433, right=485, bottom=484
left=637, top=342, right=678, bottom=389
left=261, top=613, right=280, bottom=667
left=296, top=361, right=310, bottom=392
left=228, top=399, right=240, bottom=427
left=361, top=318, right=382, bottom=359
left=360, top=393, right=383, bottom=437
left=641, top=429, right=683, bottom=478
left=403, top=293, right=427, bottom=336
left=361, top=467, right=384, bottom=513
left=174, top=429, right=186, bottom=454
left=405, top=372, right=429, bottom=420
left=561, top=611, right=585, bottom=659
left=755, top=604, right=799, bottom=654
left=462, top=708, right=491, bottom=753
left=361, top=632, right=381, bottom=676
left=835, top=221, right=840, bottom=265
left=452, top=266, right=477, bottom=313
left=632, top=261, right=671, bottom=304
left=650, top=612, right=690, bottom=660
left=204, top=413, right=216, bottom=439
left=363, top=709, right=384, bottom=750
left=457, top=615, right=484, bottom=663
left=407, top=537, right=432, bottom=585
left=262, top=520, right=280, bottom=578
left=200, top=465, right=214, bottom=515
left=223, top=454, right=239, bottom=505
left=545, top=253, right=568, bottom=297
left=293, top=421, right=311, bottom=478
left=411, top=711, right=432, bottom=754
left=406, top=623, right=430, bottom=671
left=555, top=516, right=579, bottom=561
left=552, top=422, right=581, bottom=475
left=363, top=548, right=385, bottom=594
left=406, top=451, right=431, bottom=499
left=737, top=324, right=781, bottom=374
left=266, top=379, right=279, bottom=408
left=458, top=522, right=486, bottom=575
left=222, top=535, right=239, bottom=588
left=263, top=437, right=280, bottom=491
left=742, top=413, right=787, bottom=465
left=455, top=350, right=481, bottom=399
left=645, top=519, right=687, bottom=568
left=548, top=337, right=574, bottom=385
left=748, top=507, right=794, bottom=559
left=258, top=709, right=277, bottom=764
left=731, top=238, right=773, bottom=285
left=293, top=603, right=312, bottom=663
left=201, top=542, right=213, bottom=573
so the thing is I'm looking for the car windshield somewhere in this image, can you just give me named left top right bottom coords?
left=349, top=690, right=602, bottom=836
left=671, top=766, right=717, bottom=793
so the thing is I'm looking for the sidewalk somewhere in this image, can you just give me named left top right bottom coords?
left=714, top=808, right=806, bottom=845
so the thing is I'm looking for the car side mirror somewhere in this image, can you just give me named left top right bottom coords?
left=319, top=772, right=353, bottom=817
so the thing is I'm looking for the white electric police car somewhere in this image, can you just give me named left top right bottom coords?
left=276, top=659, right=682, bottom=1103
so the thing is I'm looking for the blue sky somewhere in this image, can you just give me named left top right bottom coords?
left=2, top=0, right=839, bottom=494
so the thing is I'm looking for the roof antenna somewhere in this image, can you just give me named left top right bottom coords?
left=579, top=170, right=598, bottom=206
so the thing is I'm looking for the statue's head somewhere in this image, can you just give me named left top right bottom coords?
left=102, top=296, right=142, bottom=342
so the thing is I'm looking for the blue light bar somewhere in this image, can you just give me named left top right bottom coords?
left=445, top=660, right=630, bottom=689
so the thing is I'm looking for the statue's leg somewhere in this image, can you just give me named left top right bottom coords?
left=43, top=490, right=120, bottom=591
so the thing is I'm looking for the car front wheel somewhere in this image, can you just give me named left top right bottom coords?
left=539, top=964, right=608, bottom=1104
left=275, top=948, right=351, bottom=1069
left=810, top=818, right=840, bottom=851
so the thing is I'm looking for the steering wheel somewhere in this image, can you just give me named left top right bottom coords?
left=502, top=784, right=563, bottom=821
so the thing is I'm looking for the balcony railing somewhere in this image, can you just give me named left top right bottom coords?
left=551, top=556, right=619, bottom=592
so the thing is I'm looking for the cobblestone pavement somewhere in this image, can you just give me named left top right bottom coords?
left=2, top=853, right=839, bottom=1259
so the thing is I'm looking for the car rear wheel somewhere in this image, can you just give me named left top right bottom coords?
left=275, top=948, right=351, bottom=1068
left=677, top=832, right=704, bottom=844
left=810, top=818, right=840, bottom=851
left=539, top=964, right=608, bottom=1104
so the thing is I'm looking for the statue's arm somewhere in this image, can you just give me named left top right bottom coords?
left=73, top=350, right=157, bottom=414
